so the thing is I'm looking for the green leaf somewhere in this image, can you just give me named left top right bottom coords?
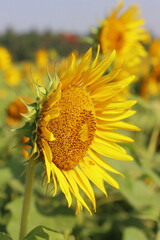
left=0, top=168, right=13, bottom=189
left=6, top=197, right=75, bottom=240
left=24, top=226, right=64, bottom=240
left=0, top=232, right=13, bottom=240
left=123, top=227, right=149, bottom=240
left=118, top=174, right=160, bottom=220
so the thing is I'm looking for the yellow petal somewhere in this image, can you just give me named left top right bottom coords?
left=47, top=82, right=61, bottom=108
left=88, top=149, right=123, bottom=177
left=52, top=164, right=72, bottom=207
left=90, top=76, right=135, bottom=101
left=87, top=68, right=121, bottom=92
left=41, top=139, right=53, bottom=183
left=44, top=108, right=60, bottom=120
left=51, top=165, right=58, bottom=196
left=80, top=157, right=107, bottom=196
left=90, top=45, right=100, bottom=68
left=96, top=129, right=134, bottom=143
left=96, top=100, right=137, bottom=112
left=82, top=50, right=116, bottom=87
left=63, top=170, right=92, bottom=215
left=96, top=110, right=136, bottom=122
left=75, top=167, right=96, bottom=211
left=41, top=126, right=56, bottom=141
left=103, top=121, right=140, bottom=131
left=92, top=137, right=133, bottom=161
left=95, top=164, right=120, bottom=189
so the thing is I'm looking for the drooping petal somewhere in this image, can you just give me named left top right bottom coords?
left=91, top=137, right=133, bottom=161
left=80, top=157, right=108, bottom=196
left=63, top=170, right=92, bottom=214
left=96, top=129, right=134, bottom=143
left=52, top=164, right=72, bottom=207
left=88, top=149, right=124, bottom=177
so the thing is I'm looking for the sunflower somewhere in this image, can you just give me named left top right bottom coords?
left=150, top=39, right=160, bottom=60
left=21, top=47, right=139, bottom=214
left=98, top=1, right=150, bottom=76
left=4, top=65, right=21, bottom=86
left=140, top=64, right=160, bottom=98
left=6, top=97, right=31, bottom=126
left=36, top=49, right=49, bottom=70
left=0, top=46, right=12, bottom=70
left=0, top=89, right=8, bottom=99
left=140, top=39, right=160, bottom=98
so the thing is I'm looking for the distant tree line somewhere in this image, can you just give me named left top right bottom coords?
left=0, top=29, right=91, bottom=61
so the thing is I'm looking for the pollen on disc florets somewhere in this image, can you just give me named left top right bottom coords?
left=40, top=86, right=97, bottom=170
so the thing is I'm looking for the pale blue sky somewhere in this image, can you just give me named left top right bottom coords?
left=0, top=0, right=159, bottom=36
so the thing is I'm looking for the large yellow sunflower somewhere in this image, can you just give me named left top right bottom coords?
left=21, top=47, right=139, bottom=214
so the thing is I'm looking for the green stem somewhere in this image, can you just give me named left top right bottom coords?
left=19, top=157, right=36, bottom=240
left=156, top=217, right=160, bottom=240
left=148, top=120, right=160, bottom=161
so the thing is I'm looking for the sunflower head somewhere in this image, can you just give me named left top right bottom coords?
left=98, top=1, right=149, bottom=55
left=7, top=97, right=32, bottom=127
left=140, top=39, right=160, bottom=99
left=36, top=49, right=49, bottom=70
left=19, top=47, right=139, bottom=214
left=0, top=46, right=12, bottom=70
left=140, top=63, right=160, bottom=98
left=88, top=1, right=150, bottom=79
left=150, top=39, right=160, bottom=59
left=4, top=65, right=21, bottom=86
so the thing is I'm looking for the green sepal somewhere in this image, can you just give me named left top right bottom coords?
left=48, top=73, right=60, bottom=93
left=14, top=67, right=60, bottom=164
left=30, top=141, right=40, bottom=161
left=21, top=109, right=37, bottom=121
left=16, top=122, right=37, bottom=138
left=17, top=96, right=36, bottom=112
left=32, top=80, right=47, bottom=99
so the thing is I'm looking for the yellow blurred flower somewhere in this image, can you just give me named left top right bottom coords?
left=140, top=65, right=160, bottom=98
left=6, top=97, right=32, bottom=126
left=150, top=39, right=160, bottom=59
left=0, top=88, right=8, bottom=99
left=21, top=61, right=46, bottom=86
left=98, top=1, right=150, bottom=76
left=4, top=65, right=21, bottom=86
left=0, top=46, right=12, bottom=70
left=35, top=49, right=49, bottom=69
left=21, top=61, right=34, bottom=79
left=29, top=69, right=46, bottom=86
left=21, top=47, right=139, bottom=214
left=140, top=39, right=160, bottom=98
left=7, top=97, right=32, bottom=159
left=48, top=49, right=58, bottom=61
left=55, top=50, right=79, bottom=78
left=21, top=136, right=31, bottom=159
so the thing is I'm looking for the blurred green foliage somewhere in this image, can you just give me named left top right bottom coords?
left=0, top=29, right=91, bottom=61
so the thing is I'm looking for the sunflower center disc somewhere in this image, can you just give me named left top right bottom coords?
left=47, top=86, right=96, bottom=170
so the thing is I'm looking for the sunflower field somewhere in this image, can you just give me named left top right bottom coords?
left=0, top=2, right=160, bottom=240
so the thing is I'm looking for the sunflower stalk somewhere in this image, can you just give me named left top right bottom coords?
left=148, top=118, right=160, bottom=162
left=19, top=156, right=36, bottom=240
